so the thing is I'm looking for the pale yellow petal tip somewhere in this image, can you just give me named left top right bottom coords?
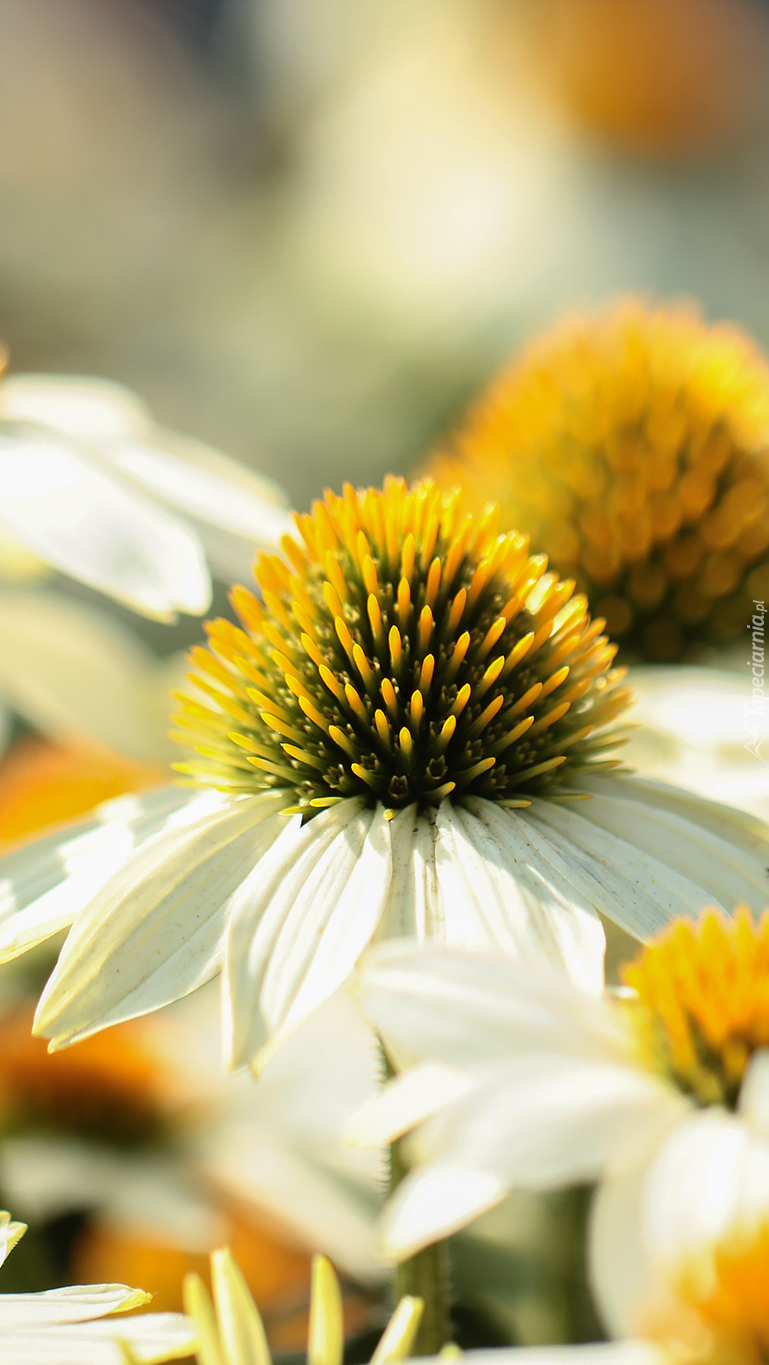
left=114, top=1287, right=154, bottom=1314
left=371, top=1295, right=424, bottom=1365
left=309, top=1254, right=344, bottom=1365
left=0, top=1215, right=27, bottom=1263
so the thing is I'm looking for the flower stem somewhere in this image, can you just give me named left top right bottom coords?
left=384, top=1047, right=452, bottom=1355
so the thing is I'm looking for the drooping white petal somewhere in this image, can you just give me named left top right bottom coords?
left=0, top=589, right=175, bottom=763
left=0, top=423, right=210, bottom=618
left=0, top=375, right=153, bottom=440
left=356, top=942, right=628, bottom=1071
left=0, top=786, right=213, bottom=964
left=5, top=1311, right=197, bottom=1364
left=225, top=799, right=393, bottom=1067
left=34, top=794, right=289, bottom=1048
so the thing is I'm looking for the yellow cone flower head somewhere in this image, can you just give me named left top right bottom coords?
left=175, top=476, right=629, bottom=813
left=428, top=300, right=769, bottom=660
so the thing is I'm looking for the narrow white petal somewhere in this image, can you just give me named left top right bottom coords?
left=0, top=424, right=210, bottom=618
left=34, top=795, right=289, bottom=1048
left=0, top=375, right=153, bottom=439
left=225, top=799, right=393, bottom=1066
left=440, top=800, right=606, bottom=994
left=357, top=941, right=627, bottom=1070
left=379, top=1164, right=509, bottom=1259
left=345, top=1061, right=474, bottom=1148
left=4, top=1312, right=197, bottom=1364
left=382, top=806, right=438, bottom=940
left=0, top=590, right=173, bottom=763
left=0, top=787, right=212, bottom=964
left=524, top=796, right=736, bottom=943
left=0, top=1283, right=150, bottom=1328
left=573, top=777, right=769, bottom=910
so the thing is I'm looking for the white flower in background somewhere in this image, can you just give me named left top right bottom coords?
left=352, top=910, right=769, bottom=1342
left=1, top=480, right=769, bottom=1068
left=0, top=984, right=385, bottom=1285
left=625, top=665, right=769, bottom=821
left=0, top=1209, right=196, bottom=1363
left=0, top=371, right=290, bottom=620
left=184, top=1246, right=421, bottom=1365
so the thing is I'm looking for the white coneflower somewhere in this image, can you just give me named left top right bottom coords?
left=351, top=909, right=769, bottom=1340
left=1, top=478, right=768, bottom=1067
left=0, top=370, right=290, bottom=620
left=0, top=1209, right=196, bottom=1363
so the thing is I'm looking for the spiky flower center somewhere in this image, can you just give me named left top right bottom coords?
left=623, top=908, right=769, bottom=1109
left=429, top=302, right=769, bottom=659
left=174, top=478, right=629, bottom=814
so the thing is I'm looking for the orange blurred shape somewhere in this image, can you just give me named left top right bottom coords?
left=531, top=0, right=769, bottom=156
left=0, top=1006, right=169, bottom=1146
left=0, top=736, right=164, bottom=847
left=72, top=1211, right=376, bottom=1350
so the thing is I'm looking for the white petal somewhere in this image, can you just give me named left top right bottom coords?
left=378, top=1056, right=682, bottom=1257
left=0, top=375, right=153, bottom=440
left=34, top=795, right=289, bottom=1048
left=0, top=1212, right=27, bottom=1268
left=439, top=800, right=607, bottom=995
left=573, top=775, right=769, bottom=912
left=0, top=1283, right=150, bottom=1328
left=410, top=1056, right=682, bottom=1190
left=0, top=423, right=210, bottom=618
left=739, top=1048, right=769, bottom=1139
left=589, top=1157, right=656, bottom=1339
left=641, top=1108, right=769, bottom=1269
left=379, top=1163, right=509, bottom=1260
left=0, top=787, right=211, bottom=963
left=0, top=589, right=174, bottom=763
left=224, top=799, right=393, bottom=1067
left=523, top=787, right=757, bottom=944
left=356, top=941, right=627, bottom=1071
left=101, top=428, right=291, bottom=546
left=382, top=805, right=438, bottom=939
left=345, top=1061, right=474, bottom=1148
left=4, top=1312, right=197, bottom=1365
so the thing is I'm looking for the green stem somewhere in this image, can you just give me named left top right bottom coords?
left=384, top=1047, right=452, bottom=1355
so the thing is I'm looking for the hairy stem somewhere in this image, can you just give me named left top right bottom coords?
left=385, top=1049, right=452, bottom=1354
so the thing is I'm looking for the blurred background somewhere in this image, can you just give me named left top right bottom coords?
left=3, top=0, right=769, bottom=1347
